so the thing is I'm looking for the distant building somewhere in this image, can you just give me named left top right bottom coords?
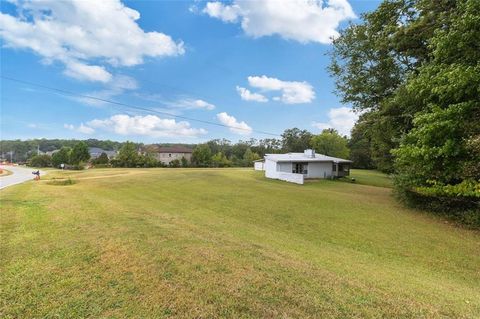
left=262, top=149, right=352, bottom=184
left=88, top=147, right=117, bottom=159
left=153, top=146, right=193, bottom=165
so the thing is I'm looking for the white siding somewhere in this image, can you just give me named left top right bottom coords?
left=254, top=162, right=264, bottom=171
left=307, top=162, right=333, bottom=178
left=278, top=172, right=304, bottom=184
left=264, top=159, right=278, bottom=178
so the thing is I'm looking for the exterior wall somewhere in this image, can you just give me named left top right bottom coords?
left=264, top=159, right=279, bottom=178
left=277, top=162, right=292, bottom=173
left=307, top=162, right=333, bottom=179
left=155, top=152, right=192, bottom=164
left=278, top=172, right=304, bottom=184
left=254, top=162, right=264, bottom=171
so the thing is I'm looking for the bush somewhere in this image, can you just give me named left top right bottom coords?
left=47, top=178, right=76, bottom=186
left=169, top=159, right=181, bottom=168
left=28, top=154, right=52, bottom=167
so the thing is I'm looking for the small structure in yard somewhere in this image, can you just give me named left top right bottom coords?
left=153, top=146, right=193, bottom=165
left=253, top=159, right=265, bottom=171
left=263, top=149, right=352, bottom=184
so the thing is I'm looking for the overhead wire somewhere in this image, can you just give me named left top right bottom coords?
left=1, top=75, right=282, bottom=137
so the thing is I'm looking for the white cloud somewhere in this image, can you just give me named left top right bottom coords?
left=74, top=75, right=138, bottom=106
left=203, top=0, right=356, bottom=44
left=247, top=75, right=315, bottom=104
left=87, top=114, right=207, bottom=137
left=203, top=2, right=241, bottom=22
left=236, top=86, right=268, bottom=102
left=64, top=123, right=94, bottom=134
left=216, top=112, right=252, bottom=135
left=0, top=0, right=184, bottom=82
left=63, top=60, right=112, bottom=83
left=312, top=106, right=358, bottom=136
left=172, top=99, right=215, bottom=110
left=77, top=123, right=95, bottom=134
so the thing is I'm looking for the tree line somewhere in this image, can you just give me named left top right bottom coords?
left=3, top=128, right=352, bottom=168
left=329, top=0, right=479, bottom=224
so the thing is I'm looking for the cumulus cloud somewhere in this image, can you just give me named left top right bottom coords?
left=202, top=0, right=356, bottom=44
left=236, top=86, right=268, bottom=102
left=64, top=123, right=95, bottom=134
left=216, top=112, right=252, bottom=135
left=312, top=106, right=358, bottom=136
left=246, top=75, right=315, bottom=104
left=0, top=0, right=184, bottom=82
left=87, top=114, right=207, bottom=137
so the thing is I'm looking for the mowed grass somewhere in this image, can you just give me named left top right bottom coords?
left=346, top=169, right=394, bottom=188
left=1, top=168, right=479, bottom=318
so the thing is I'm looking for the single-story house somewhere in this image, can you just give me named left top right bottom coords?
left=153, top=146, right=193, bottom=165
left=263, top=149, right=352, bottom=184
left=89, top=147, right=117, bottom=159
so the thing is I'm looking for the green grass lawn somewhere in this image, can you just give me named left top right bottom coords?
left=343, top=169, right=394, bottom=188
left=1, top=168, right=479, bottom=318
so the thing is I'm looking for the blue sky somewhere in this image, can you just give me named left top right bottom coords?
left=0, top=0, right=380, bottom=143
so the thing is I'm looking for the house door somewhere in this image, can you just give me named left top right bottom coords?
left=292, top=163, right=308, bottom=175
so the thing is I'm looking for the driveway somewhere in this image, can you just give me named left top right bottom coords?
left=0, top=165, right=46, bottom=190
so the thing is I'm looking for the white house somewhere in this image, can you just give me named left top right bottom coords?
left=262, top=149, right=352, bottom=184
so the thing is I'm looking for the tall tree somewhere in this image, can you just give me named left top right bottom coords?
left=393, top=0, right=480, bottom=192
left=70, top=142, right=90, bottom=165
left=115, top=141, right=139, bottom=167
left=191, top=144, right=212, bottom=167
left=329, top=0, right=457, bottom=172
left=310, top=129, right=350, bottom=159
left=51, top=147, right=71, bottom=167
left=281, top=128, right=312, bottom=152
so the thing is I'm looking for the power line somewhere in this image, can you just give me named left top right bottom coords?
left=1, top=75, right=282, bottom=137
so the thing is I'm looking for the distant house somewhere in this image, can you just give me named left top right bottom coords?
left=262, top=149, right=352, bottom=184
left=153, top=146, right=193, bottom=165
left=89, top=147, right=117, bottom=159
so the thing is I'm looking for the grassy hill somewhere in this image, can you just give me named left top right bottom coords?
left=1, top=168, right=479, bottom=318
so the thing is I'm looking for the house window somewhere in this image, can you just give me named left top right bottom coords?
left=292, top=163, right=308, bottom=174
left=333, top=163, right=337, bottom=171
left=169, top=153, right=172, bottom=157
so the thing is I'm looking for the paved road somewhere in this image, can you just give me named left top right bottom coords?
left=0, top=165, right=46, bottom=190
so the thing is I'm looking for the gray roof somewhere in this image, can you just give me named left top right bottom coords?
left=89, top=147, right=117, bottom=157
left=264, top=153, right=352, bottom=163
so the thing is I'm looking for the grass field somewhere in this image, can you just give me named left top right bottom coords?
left=1, top=168, right=479, bottom=318
left=345, top=169, right=393, bottom=188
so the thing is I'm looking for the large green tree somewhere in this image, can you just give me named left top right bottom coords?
left=191, top=144, right=212, bottom=167
left=70, top=142, right=90, bottom=165
left=281, top=128, right=312, bottom=152
left=51, top=147, right=71, bottom=167
left=310, top=129, right=350, bottom=159
left=393, top=0, right=480, bottom=194
left=329, top=0, right=457, bottom=172
left=115, top=141, right=139, bottom=167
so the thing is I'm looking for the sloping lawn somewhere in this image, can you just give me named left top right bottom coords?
left=1, top=168, right=479, bottom=318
